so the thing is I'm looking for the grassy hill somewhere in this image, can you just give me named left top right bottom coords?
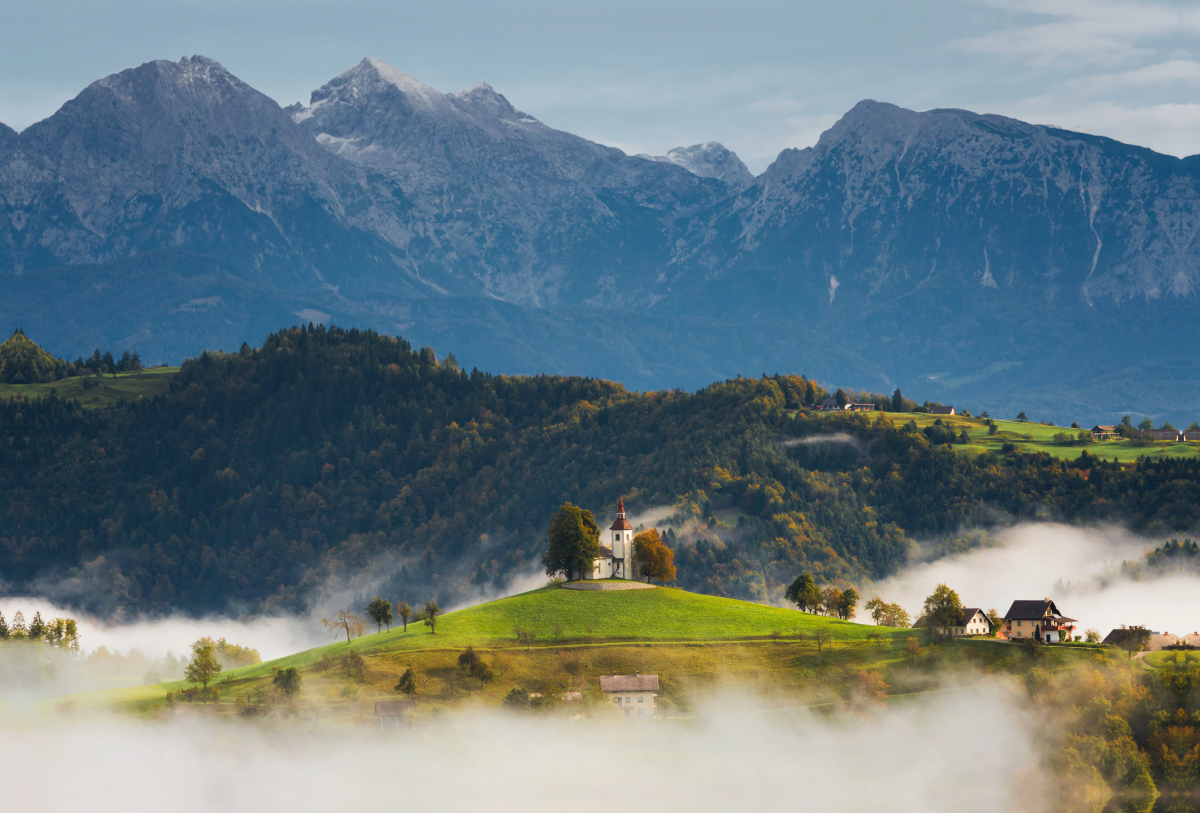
left=59, top=584, right=1107, bottom=720
left=0, top=366, right=178, bottom=407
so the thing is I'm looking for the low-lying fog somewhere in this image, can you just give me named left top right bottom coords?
left=5, top=688, right=1043, bottom=813
left=876, top=523, right=1200, bottom=636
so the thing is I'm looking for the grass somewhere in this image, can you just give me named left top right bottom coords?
left=812, top=410, right=1200, bottom=463
left=54, top=585, right=1108, bottom=721
left=0, top=367, right=179, bottom=408
left=1142, top=650, right=1200, bottom=669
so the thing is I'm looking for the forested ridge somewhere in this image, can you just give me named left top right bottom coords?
left=6, top=325, right=1200, bottom=618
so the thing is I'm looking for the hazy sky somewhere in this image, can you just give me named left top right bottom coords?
left=4, top=0, right=1200, bottom=172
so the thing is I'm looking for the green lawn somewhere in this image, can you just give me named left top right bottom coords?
left=0, top=367, right=179, bottom=408
left=1142, top=650, right=1200, bottom=669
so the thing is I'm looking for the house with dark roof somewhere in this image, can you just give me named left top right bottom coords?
left=927, top=405, right=956, bottom=416
left=600, top=674, right=659, bottom=718
left=999, top=598, right=1077, bottom=643
left=1145, top=428, right=1181, bottom=442
left=1091, top=425, right=1120, bottom=440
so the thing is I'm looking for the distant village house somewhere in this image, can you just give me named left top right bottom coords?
left=814, top=397, right=876, bottom=412
left=600, top=674, right=659, bottom=718
left=999, top=598, right=1077, bottom=643
left=927, top=405, right=957, bottom=416
left=912, top=607, right=993, bottom=636
left=1091, top=425, right=1119, bottom=440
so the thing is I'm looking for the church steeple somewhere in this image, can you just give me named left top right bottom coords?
left=609, top=496, right=633, bottom=578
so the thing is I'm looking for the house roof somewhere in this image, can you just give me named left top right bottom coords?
left=599, top=674, right=660, bottom=692
left=1093, top=425, right=1117, bottom=432
left=962, top=607, right=993, bottom=628
left=1003, top=599, right=1063, bottom=621
left=928, top=405, right=955, bottom=414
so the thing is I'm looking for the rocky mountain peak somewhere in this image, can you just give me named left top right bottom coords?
left=449, top=82, right=529, bottom=123
left=638, top=142, right=754, bottom=190
left=305, top=57, right=451, bottom=113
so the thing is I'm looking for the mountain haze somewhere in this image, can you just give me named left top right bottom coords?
left=3, top=58, right=1200, bottom=420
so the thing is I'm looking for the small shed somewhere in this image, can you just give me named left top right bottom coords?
left=374, top=700, right=416, bottom=730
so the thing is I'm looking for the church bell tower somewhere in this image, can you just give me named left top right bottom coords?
left=609, top=496, right=633, bottom=579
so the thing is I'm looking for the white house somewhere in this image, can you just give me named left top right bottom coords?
left=586, top=497, right=633, bottom=580
left=600, top=674, right=659, bottom=718
left=911, top=607, right=994, bottom=636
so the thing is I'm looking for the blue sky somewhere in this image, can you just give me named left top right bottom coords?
left=4, top=0, right=1200, bottom=172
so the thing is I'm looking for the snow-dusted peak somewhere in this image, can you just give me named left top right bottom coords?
left=307, top=57, right=451, bottom=112
left=639, top=142, right=754, bottom=190
left=449, top=81, right=532, bottom=123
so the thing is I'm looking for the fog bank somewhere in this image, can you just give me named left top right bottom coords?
left=875, top=524, right=1200, bottom=635
left=5, top=688, right=1045, bottom=813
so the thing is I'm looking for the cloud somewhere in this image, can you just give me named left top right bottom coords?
left=5, top=688, right=1047, bottom=813
left=872, top=523, right=1200, bottom=636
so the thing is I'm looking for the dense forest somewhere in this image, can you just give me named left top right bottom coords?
left=6, top=325, right=1200, bottom=618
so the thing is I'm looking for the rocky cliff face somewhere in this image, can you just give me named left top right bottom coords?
left=5, top=63, right=1200, bottom=421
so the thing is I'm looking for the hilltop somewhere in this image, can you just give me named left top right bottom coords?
left=65, top=584, right=1102, bottom=718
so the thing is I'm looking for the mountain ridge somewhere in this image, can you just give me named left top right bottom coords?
left=5, top=57, right=1200, bottom=421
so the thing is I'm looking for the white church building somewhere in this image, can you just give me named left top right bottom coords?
left=585, top=497, right=633, bottom=579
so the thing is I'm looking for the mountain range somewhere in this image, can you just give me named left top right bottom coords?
left=3, top=55, right=1200, bottom=423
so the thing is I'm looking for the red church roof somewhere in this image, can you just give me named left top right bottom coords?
left=610, top=496, right=632, bottom=531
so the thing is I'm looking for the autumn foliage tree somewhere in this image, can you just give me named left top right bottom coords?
left=322, top=609, right=364, bottom=644
left=922, top=584, right=964, bottom=637
left=632, top=529, right=676, bottom=583
left=784, top=572, right=821, bottom=612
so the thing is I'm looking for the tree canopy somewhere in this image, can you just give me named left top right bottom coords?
left=542, top=502, right=601, bottom=581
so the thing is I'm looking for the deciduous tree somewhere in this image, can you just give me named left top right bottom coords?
left=632, top=528, right=676, bottom=583
left=272, top=666, right=302, bottom=697
left=396, top=600, right=413, bottom=632
left=184, top=645, right=222, bottom=690
left=366, top=596, right=394, bottom=633
left=784, top=572, right=821, bottom=612
left=395, top=667, right=417, bottom=696
left=322, top=609, right=363, bottom=644
left=922, top=583, right=964, bottom=637
left=420, top=600, right=441, bottom=634
left=542, top=502, right=601, bottom=581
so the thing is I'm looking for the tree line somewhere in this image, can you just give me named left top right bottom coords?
left=10, top=325, right=1200, bottom=617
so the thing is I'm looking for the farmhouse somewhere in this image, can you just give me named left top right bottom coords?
left=600, top=674, right=659, bottom=718
left=912, top=607, right=993, bottom=636
left=585, top=497, right=633, bottom=580
left=927, top=405, right=956, bottom=416
left=1184, top=431, right=1200, bottom=442
left=999, top=598, right=1077, bottom=642
left=1091, top=425, right=1120, bottom=440
left=813, top=397, right=876, bottom=412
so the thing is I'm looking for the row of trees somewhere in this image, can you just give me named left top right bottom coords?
left=541, top=502, right=677, bottom=583
left=783, top=572, right=859, bottom=620
left=0, top=610, right=80, bottom=650
left=323, top=597, right=441, bottom=644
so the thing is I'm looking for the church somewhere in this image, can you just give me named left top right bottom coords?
left=584, top=497, right=633, bottom=580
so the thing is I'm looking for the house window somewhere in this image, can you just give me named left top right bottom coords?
left=638, top=696, right=643, bottom=703
left=1017, top=620, right=1022, bottom=626
left=626, top=696, right=631, bottom=702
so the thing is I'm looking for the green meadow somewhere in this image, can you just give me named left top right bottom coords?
left=0, top=366, right=179, bottom=408
left=58, top=584, right=1106, bottom=721
left=835, top=410, right=1200, bottom=463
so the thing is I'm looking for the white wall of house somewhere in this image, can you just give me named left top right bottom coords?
left=606, top=690, right=657, bottom=719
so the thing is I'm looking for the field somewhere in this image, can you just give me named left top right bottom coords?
left=815, top=410, right=1200, bottom=463
left=0, top=367, right=179, bottom=408
left=58, top=584, right=1108, bottom=722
